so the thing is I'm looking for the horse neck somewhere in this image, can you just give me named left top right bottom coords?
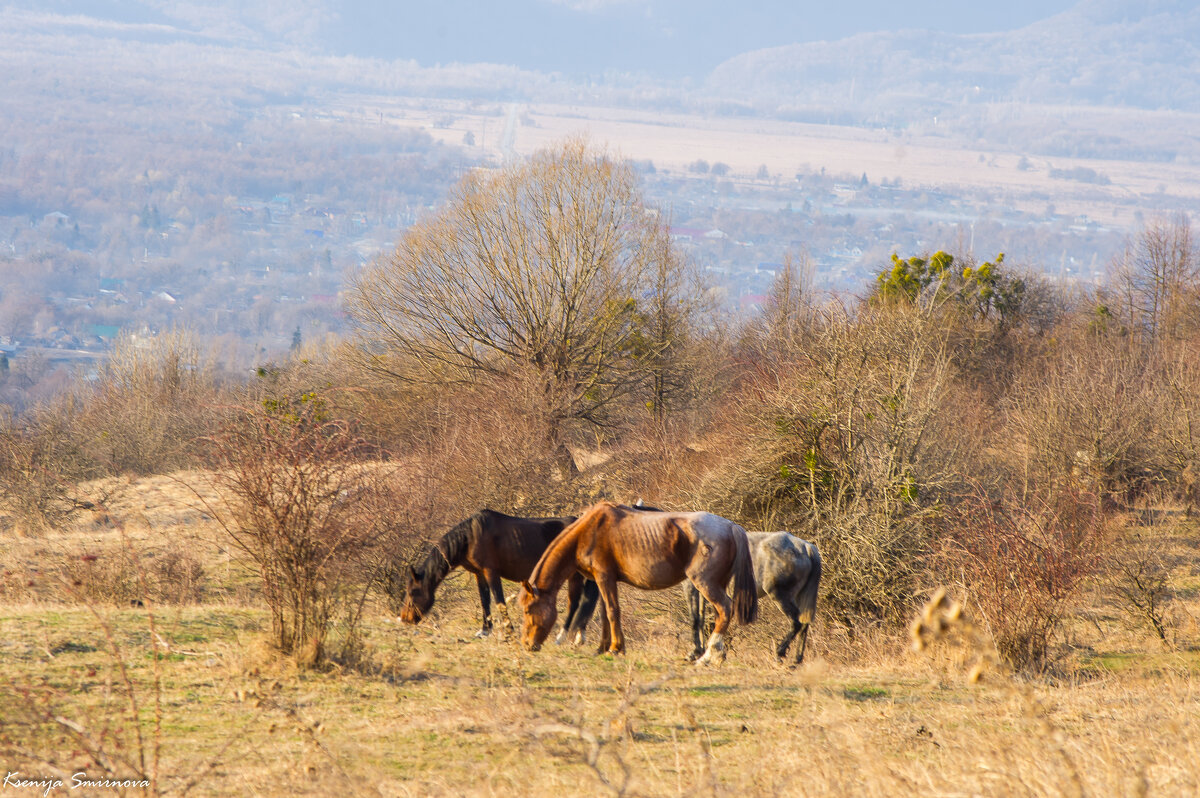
left=528, top=524, right=580, bottom=594
left=421, top=520, right=472, bottom=588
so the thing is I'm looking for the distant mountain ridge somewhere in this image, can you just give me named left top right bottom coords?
left=4, top=0, right=1079, bottom=80
left=707, top=0, right=1200, bottom=113
left=7, top=0, right=1200, bottom=115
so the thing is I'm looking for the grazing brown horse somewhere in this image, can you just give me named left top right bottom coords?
left=518, top=501, right=758, bottom=664
left=391, top=509, right=599, bottom=642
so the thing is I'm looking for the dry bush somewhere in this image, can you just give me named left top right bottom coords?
left=693, top=301, right=965, bottom=625
left=1110, top=527, right=1175, bottom=646
left=388, top=372, right=628, bottom=520
left=77, top=328, right=225, bottom=475
left=0, top=403, right=103, bottom=534
left=58, top=541, right=207, bottom=607
left=935, top=485, right=1108, bottom=671
left=1156, top=335, right=1200, bottom=513
left=1003, top=324, right=1164, bottom=505
left=1103, top=495, right=1185, bottom=647
left=195, top=390, right=395, bottom=665
left=0, top=329, right=227, bottom=535
left=606, top=411, right=718, bottom=506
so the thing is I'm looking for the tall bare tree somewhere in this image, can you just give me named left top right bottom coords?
left=756, top=250, right=816, bottom=354
left=346, top=139, right=684, bottom=464
left=1111, top=214, right=1200, bottom=342
left=632, top=224, right=710, bottom=426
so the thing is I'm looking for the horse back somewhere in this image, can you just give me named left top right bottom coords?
left=576, top=505, right=697, bottom=589
left=752, top=531, right=819, bottom=594
left=467, top=510, right=576, bottom=582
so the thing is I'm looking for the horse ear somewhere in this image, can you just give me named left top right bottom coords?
left=522, top=581, right=539, bottom=598
left=406, top=565, right=417, bottom=581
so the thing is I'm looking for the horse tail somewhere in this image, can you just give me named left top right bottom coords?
left=797, top=543, right=822, bottom=625
left=731, top=524, right=759, bottom=625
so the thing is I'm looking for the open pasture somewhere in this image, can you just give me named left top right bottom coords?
left=330, top=96, right=1200, bottom=223
left=2, top=483, right=1200, bottom=797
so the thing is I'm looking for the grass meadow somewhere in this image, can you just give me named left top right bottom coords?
left=2, top=474, right=1200, bottom=797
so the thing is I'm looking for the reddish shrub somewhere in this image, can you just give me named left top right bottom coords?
left=936, top=486, right=1108, bottom=671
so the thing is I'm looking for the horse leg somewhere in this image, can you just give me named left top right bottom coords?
left=596, top=576, right=624, bottom=655
left=773, top=592, right=804, bottom=661
left=691, top=576, right=733, bottom=666
left=572, top=579, right=600, bottom=646
left=595, top=595, right=612, bottom=655
left=794, top=620, right=811, bottom=665
left=485, top=570, right=511, bottom=636
left=684, top=582, right=706, bottom=661
left=560, top=575, right=597, bottom=646
left=558, top=574, right=583, bottom=645
left=474, top=573, right=493, bottom=639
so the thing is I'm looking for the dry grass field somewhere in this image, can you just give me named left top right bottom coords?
left=2, top=470, right=1200, bottom=792
left=329, top=96, right=1200, bottom=224
left=2, top=473, right=1200, bottom=796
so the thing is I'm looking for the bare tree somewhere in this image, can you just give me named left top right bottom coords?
left=633, top=225, right=710, bottom=426
left=347, top=139, right=684, bottom=463
left=1110, top=214, right=1200, bottom=342
left=755, top=250, right=816, bottom=354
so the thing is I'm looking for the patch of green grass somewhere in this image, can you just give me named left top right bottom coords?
left=1082, top=649, right=1200, bottom=677
left=843, top=685, right=889, bottom=702
left=1089, top=652, right=1141, bottom=673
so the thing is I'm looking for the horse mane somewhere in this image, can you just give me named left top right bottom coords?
left=528, top=502, right=618, bottom=590
left=416, top=512, right=478, bottom=586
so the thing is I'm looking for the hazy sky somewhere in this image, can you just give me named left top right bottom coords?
left=323, top=0, right=1084, bottom=77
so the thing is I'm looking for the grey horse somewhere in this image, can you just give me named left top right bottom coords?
left=686, top=531, right=822, bottom=664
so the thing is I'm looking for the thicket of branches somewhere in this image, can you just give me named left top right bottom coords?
left=3, top=144, right=1199, bottom=671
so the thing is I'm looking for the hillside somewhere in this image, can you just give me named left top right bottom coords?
left=708, top=0, right=1200, bottom=116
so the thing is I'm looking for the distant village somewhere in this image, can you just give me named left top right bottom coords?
left=1, top=157, right=1129, bottom=384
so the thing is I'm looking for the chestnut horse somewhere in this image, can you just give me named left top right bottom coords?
left=518, top=501, right=758, bottom=664
left=391, top=509, right=599, bottom=642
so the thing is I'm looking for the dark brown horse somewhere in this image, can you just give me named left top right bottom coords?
left=518, top=501, right=758, bottom=664
left=392, top=509, right=599, bottom=642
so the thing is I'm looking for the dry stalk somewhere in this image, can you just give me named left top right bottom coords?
left=522, top=671, right=679, bottom=798
left=911, top=587, right=1088, bottom=796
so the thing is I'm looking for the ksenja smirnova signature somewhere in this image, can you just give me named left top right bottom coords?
left=4, top=772, right=151, bottom=796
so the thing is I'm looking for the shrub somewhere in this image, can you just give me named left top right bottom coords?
left=196, top=390, right=392, bottom=665
left=0, top=403, right=101, bottom=534
left=80, top=328, right=223, bottom=475
left=935, top=486, right=1108, bottom=671
left=694, top=302, right=963, bottom=625
left=1003, top=328, right=1163, bottom=506
left=59, top=540, right=207, bottom=607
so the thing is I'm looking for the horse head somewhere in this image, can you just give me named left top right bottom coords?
left=399, top=565, right=434, bottom=624
left=518, top=580, right=557, bottom=651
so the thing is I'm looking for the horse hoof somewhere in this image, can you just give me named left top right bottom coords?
left=475, top=629, right=491, bottom=639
